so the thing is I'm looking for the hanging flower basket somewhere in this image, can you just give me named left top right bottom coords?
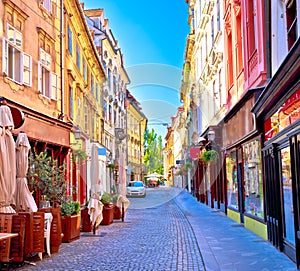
left=200, top=150, right=218, bottom=163
left=107, top=163, right=116, bottom=169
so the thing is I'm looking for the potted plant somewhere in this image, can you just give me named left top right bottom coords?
left=200, top=149, right=219, bottom=163
left=112, top=194, right=121, bottom=219
left=60, top=201, right=81, bottom=243
left=100, top=192, right=114, bottom=225
left=27, top=149, right=67, bottom=253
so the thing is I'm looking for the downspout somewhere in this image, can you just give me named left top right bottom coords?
left=264, top=0, right=271, bottom=79
left=60, top=0, right=65, bottom=116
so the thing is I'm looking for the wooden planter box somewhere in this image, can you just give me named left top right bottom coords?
left=101, top=204, right=114, bottom=225
left=39, top=207, right=62, bottom=254
left=61, top=214, right=81, bottom=243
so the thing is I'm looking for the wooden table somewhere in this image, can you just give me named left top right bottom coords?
left=0, top=233, right=18, bottom=241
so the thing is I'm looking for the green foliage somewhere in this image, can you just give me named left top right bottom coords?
left=60, top=201, right=80, bottom=216
left=144, top=128, right=164, bottom=175
left=107, top=163, right=116, bottom=169
left=183, top=161, right=193, bottom=171
left=111, top=194, right=119, bottom=203
left=72, top=149, right=87, bottom=163
left=27, top=148, right=68, bottom=205
left=101, top=192, right=111, bottom=205
left=201, top=150, right=218, bottom=163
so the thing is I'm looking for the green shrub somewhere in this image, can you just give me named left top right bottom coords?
left=201, top=150, right=218, bottom=163
left=60, top=201, right=80, bottom=216
left=101, top=192, right=111, bottom=205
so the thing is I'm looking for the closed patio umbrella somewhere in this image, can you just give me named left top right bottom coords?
left=14, top=132, right=38, bottom=212
left=0, top=97, right=16, bottom=213
left=88, top=144, right=102, bottom=233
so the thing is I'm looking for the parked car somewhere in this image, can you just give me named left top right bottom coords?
left=126, top=181, right=146, bottom=197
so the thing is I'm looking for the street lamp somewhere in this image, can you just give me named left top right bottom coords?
left=73, top=126, right=81, bottom=140
left=207, top=129, right=215, bottom=142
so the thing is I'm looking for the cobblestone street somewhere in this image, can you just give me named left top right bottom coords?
left=15, top=188, right=205, bottom=271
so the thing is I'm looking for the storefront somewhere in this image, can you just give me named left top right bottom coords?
left=222, top=88, right=267, bottom=239
left=8, top=98, right=73, bottom=207
left=252, top=39, right=300, bottom=268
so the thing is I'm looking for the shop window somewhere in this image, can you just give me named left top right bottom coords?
left=243, top=139, right=264, bottom=219
left=2, top=24, right=32, bottom=86
left=264, top=87, right=300, bottom=141
left=226, top=150, right=238, bottom=209
left=280, top=146, right=295, bottom=246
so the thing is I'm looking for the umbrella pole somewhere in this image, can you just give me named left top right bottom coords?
left=93, top=223, right=96, bottom=235
left=121, top=201, right=124, bottom=222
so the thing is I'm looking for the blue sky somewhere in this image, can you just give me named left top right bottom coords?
left=83, top=1, right=189, bottom=139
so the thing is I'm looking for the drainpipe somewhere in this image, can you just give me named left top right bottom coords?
left=264, top=0, right=271, bottom=79
left=60, top=0, right=65, bottom=116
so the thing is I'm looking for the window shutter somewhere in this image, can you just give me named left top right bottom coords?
left=2, top=38, right=8, bottom=74
left=51, top=72, right=58, bottom=100
left=48, top=72, right=52, bottom=98
left=38, top=61, right=42, bottom=92
left=23, top=53, right=32, bottom=86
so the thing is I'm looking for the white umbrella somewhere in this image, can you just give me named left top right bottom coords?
left=0, top=98, right=16, bottom=213
left=146, top=172, right=163, bottom=179
left=14, top=132, right=38, bottom=212
left=87, top=192, right=103, bottom=234
left=88, top=144, right=102, bottom=234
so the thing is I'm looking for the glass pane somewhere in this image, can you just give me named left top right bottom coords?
left=14, top=48, right=21, bottom=83
left=226, top=150, right=238, bottom=209
left=243, top=139, right=264, bottom=218
left=281, top=146, right=295, bottom=246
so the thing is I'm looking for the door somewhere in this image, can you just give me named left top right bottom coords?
left=279, top=145, right=296, bottom=261
left=263, top=145, right=283, bottom=249
left=289, top=135, right=300, bottom=268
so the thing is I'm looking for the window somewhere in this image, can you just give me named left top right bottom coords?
left=76, top=44, right=80, bottom=70
left=40, top=0, right=52, bottom=13
left=107, top=68, right=111, bottom=89
left=69, top=86, right=73, bottom=119
left=226, top=150, right=238, bottom=209
left=91, top=75, right=94, bottom=94
left=247, top=0, right=257, bottom=57
left=243, top=139, right=264, bottom=219
left=286, top=0, right=297, bottom=50
left=68, top=26, right=73, bottom=56
left=38, top=48, right=57, bottom=99
left=83, top=59, right=87, bottom=81
left=217, top=0, right=221, bottom=32
left=2, top=24, right=32, bottom=86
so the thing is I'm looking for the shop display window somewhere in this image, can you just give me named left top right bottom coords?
left=280, top=146, right=295, bottom=246
left=226, top=150, right=238, bottom=209
left=243, top=139, right=264, bottom=219
left=264, top=87, right=300, bottom=141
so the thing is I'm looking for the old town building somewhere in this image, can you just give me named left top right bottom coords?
left=180, top=0, right=300, bottom=268
left=126, top=90, right=147, bottom=183
left=84, top=8, right=130, bottom=195
left=0, top=0, right=73, bottom=206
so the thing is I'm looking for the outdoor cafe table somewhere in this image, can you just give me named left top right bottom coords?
left=0, top=233, right=18, bottom=241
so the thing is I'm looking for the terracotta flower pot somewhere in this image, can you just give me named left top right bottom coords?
left=101, top=204, right=114, bottom=225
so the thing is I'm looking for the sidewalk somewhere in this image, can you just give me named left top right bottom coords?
left=174, top=189, right=298, bottom=271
